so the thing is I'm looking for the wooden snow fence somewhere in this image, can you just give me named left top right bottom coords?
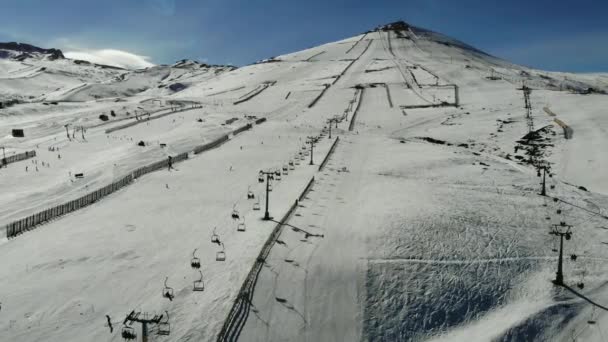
left=1, top=150, right=36, bottom=167
left=6, top=118, right=268, bottom=239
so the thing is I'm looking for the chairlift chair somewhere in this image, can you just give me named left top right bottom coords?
left=289, top=160, right=294, bottom=166
left=162, top=277, right=174, bottom=301
left=253, top=200, right=261, bottom=211
left=193, top=270, right=205, bottom=292
left=121, top=325, right=137, bottom=340
left=274, top=170, right=281, bottom=176
left=157, top=311, right=171, bottom=335
left=282, top=165, right=288, bottom=172
left=276, top=174, right=282, bottom=181
left=588, top=308, right=597, bottom=324
left=211, top=227, right=220, bottom=244
left=258, top=175, right=264, bottom=183
left=216, top=243, right=226, bottom=261
left=191, top=248, right=201, bottom=269
left=237, top=219, right=246, bottom=232
left=231, top=206, right=240, bottom=220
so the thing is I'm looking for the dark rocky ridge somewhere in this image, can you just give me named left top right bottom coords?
left=0, top=42, right=64, bottom=60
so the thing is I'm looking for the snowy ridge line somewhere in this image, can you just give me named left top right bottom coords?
left=217, top=176, right=316, bottom=342
left=5, top=120, right=265, bottom=239
left=1, top=150, right=36, bottom=167
left=318, top=137, right=340, bottom=171
left=233, top=82, right=275, bottom=105
left=349, top=87, right=364, bottom=131
left=307, top=84, right=330, bottom=108
left=104, top=104, right=202, bottom=134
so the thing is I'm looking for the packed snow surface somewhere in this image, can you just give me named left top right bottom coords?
left=1, top=23, right=607, bottom=341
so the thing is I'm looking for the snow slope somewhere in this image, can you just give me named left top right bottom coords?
left=1, top=21, right=607, bottom=342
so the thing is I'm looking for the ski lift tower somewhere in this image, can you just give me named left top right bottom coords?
left=259, top=170, right=276, bottom=220
left=550, top=222, right=573, bottom=286
left=122, top=310, right=168, bottom=342
left=306, top=136, right=317, bottom=165
left=326, top=119, right=333, bottom=139
left=327, top=117, right=339, bottom=139
left=536, top=164, right=551, bottom=196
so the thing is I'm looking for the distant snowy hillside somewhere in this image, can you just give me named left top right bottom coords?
left=0, top=42, right=235, bottom=103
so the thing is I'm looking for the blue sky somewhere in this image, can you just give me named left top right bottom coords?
left=1, top=0, right=607, bottom=72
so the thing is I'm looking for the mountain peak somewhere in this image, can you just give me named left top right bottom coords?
left=376, top=20, right=411, bottom=32
left=0, top=42, right=64, bottom=61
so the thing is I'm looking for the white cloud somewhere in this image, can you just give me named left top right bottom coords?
left=64, top=49, right=155, bottom=69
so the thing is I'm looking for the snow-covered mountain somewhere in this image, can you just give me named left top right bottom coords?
left=0, top=21, right=607, bottom=342
left=0, top=42, right=235, bottom=103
